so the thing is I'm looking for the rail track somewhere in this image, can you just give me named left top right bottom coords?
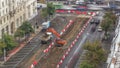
left=0, top=33, right=42, bottom=68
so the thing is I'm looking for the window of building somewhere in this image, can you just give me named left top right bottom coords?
left=16, top=18, right=19, bottom=27
left=11, top=22, right=14, bottom=33
left=20, top=7, right=22, bottom=11
left=20, top=16, right=22, bottom=23
left=2, top=19, right=3, bottom=24
left=3, top=10, right=4, bottom=15
left=2, top=2, right=4, bottom=7
left=27, top=6, right=31, bottom=17
left=6, top=26, right=9, bottom=34
left=4, top=17, right=6, bottom=23
left=0, top=20, right=1, bottom=24
left=6, top=0, right=8, bottom=5
left=23, top=14, right=25, bottom=21
left=33, top=2, right=36, bottom=14
left=6, top=8, right=8, bottom=14
left=7, top=15, right=9, bottom=20
left=2, top=28, right=4, bottom=37
left=33, top=2, right=35, bottom=6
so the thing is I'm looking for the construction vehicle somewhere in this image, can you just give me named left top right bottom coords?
left=47, top=28, right=67, bottom=47
left=41, top=27, right=67, bottom=47
left=41, top=21, right=50, bottom=32
left=41, top=32, right=52, bottom=44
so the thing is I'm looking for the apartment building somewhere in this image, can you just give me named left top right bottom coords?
left=0, top=0, right=37, bottom=38
left=107, top=16, right=120, bottom=68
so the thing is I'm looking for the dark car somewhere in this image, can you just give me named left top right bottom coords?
left=94, top=19, right=100, bottom=25
left=90, top=18, right=100, bottom=25
left=90, top=18, right=95, bottom=24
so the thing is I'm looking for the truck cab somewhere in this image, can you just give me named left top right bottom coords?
left=41, top=21, right=50, bottom=32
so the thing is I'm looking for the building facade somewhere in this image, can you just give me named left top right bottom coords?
left=0, top=0, right=37, bottom=38
left=107, top=16, right=120, bottom=68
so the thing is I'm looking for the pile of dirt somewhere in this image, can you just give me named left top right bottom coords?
left=36, top=17, right=89, bottom=68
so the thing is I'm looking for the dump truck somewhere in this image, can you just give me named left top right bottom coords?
left=41, top=32, right=52, bottom=44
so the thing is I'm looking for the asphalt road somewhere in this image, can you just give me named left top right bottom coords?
left=60, top=11, right=104, bottom=68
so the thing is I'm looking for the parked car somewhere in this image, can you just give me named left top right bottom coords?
left=90, top=18, right=95, bottom=24
left=98, top=26, right=102, bottom=32
left=94, top=19, right=100, bottom=25
left=37, top=3, right=42, bottom=9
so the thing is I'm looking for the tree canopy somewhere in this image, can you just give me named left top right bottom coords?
left=80, top=61, right=94, bottom=68
left=0, top=40, right=6, bottom=55
left=41, top=3, right=55, bottom=19
left=83, top=41, right=106, bottom=67
left=3, top=34, right=17, bottom=51
left=103, top=11, right=117, bottom=25
left=14, top=29, right=25, bottom=38
left=14, top=21, right=34, bottom=38
left=47, top=3, right=55, bottom=16
left=19, top=21, right=34, bottom=34
left=41, top=8, right=48, bottom=19
left=101, top=11, right=117, bottom=37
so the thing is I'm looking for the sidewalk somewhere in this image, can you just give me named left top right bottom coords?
left=6, top=34, right=36, bottom=61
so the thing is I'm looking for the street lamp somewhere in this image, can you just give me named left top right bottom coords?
left=4, top=48, right=6, bottom=62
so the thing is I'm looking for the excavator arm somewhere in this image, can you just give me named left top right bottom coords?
left=46, top=28, right=67, bottom=46
left=47, top=28, right=61, bottom=38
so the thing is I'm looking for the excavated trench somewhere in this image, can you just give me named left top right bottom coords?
left=35, top=17, right=89, bottom=68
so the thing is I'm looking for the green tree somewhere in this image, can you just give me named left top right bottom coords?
left=104, top=11, right=117, bottom=25
left=41, top=8, right=48, bottom=21
left=41, top=3, right=55, bottom=21
left=19, top=21, right=34, bottom=35
left=101, top=11, right=117, bottom=39
left=80, top=61, right=94, bottom=68
left=47, top=3, right=55, bottom=16
left=0, top=40, right=6, bottom=55
left=3, top=34, right=17, bottom=51
left=14, top=29, right=25, bottom=38
left=101, top=18, right=112, bottom=36
left=14, top=29, right=25, bottom=42
left=84, top=41, right=106, bottom=67
left=14, top=21, right=34, bottom=42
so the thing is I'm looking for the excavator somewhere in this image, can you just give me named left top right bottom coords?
left=41, top=28, right=67, bottom=47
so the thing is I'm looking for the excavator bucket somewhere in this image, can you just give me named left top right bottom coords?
left=56, top=39, right=67, bottom=47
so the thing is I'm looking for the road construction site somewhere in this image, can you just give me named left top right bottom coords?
left=35, top=15, right=90, bottom=68
left=0, top=14, right=91, bottom=68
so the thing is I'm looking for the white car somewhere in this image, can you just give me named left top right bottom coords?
left=98, top=26, right=102, bottom=32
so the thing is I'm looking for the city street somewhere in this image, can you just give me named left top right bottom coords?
left=60, top=11, right=104, bottom=68
left=0, top=0, right=119, bottom=68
